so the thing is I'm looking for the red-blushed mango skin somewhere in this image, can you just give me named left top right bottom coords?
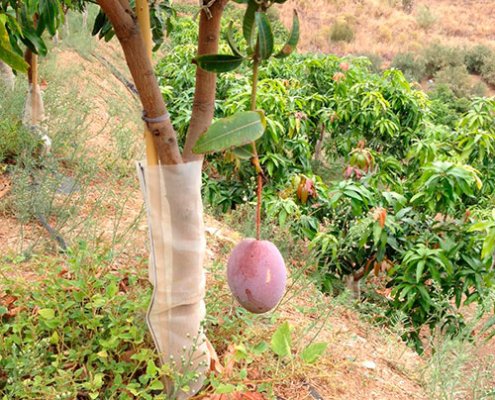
left=227, top=238, right=287, bottom=314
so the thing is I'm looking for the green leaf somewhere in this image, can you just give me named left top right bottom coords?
left=215, top=383, right=236, bottom=394
left=301, top=342, right=327, bottom=364
left=227, top=21, right=243, bottom=58
left=39, top=0, right=60, bottom=37
left=149, top=380, right=164, bottom=391
left=193, top=111, right=266, bottom=154
left=0, top=43, right=28, bottom=72
left=270, top=321, right=292, bottom=357
left=38, top=308, right=55, bottom=320
left=0, top=20, right=28, bottom=72
left=415, top=259, right=425, bottom=283
left=255, top=12, right=274, bottom=60
left=232, top=144, right=254, bottom=160
left=275, top=10, right=300, bottom=58
left=195, top=54, right=244, bottom=73
left=243, top=0, right=257, bottom=50
left=252, top=341, right=269, bottom=355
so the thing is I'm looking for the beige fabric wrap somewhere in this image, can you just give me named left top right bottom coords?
left=0, top=60, right=15, bottom=91
left=137, top=160, right=210, bottom=399
left=23, top=83, right=45, bottom=126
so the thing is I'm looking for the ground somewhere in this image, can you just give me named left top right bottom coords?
left=276, top=0, right=495, bottom=60
left=1, top=6, right=495, bottom=400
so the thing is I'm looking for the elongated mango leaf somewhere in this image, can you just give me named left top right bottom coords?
left=195, top=54, right=244, bottom=73
left=255, top=12, right=273, bottom=60
left=275, top=10, right=300, bottom=59
left=0, top=44, right=29, bottom=72
left=193, top=111, right=266, bottom=154
left=0, top=19, right=28, bottom=72
left=38, top=0, right=63, bottom=37
left=243, top=0, right=257, bottom=51
left=233, top=144, right=254, bottom=160
left=19, top=8, right=48, bottom=56
left=227, top=21, right=243, bottom=58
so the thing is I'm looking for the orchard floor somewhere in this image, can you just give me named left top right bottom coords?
left=1, top=15, right=494, bottom=400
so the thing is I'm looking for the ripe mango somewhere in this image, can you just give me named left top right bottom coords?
left=227, top=239, right=287, bottom=314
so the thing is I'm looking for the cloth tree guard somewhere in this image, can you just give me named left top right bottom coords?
left=137, top=160, right=210, bottom=399
left=23, top=82, right=45, bottom=126
left=0, top=60, right=15, bottom=90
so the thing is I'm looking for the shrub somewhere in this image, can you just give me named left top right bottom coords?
left=0, top=248, right=179, bottom=399
left=429, top=85, right=471, bottom=127
left=480, top=58, right=495, bottom=86
left=330, top=19, right=354, bottom=43
left=434, top=65, right=472, bottom=98
left=0, top=121, right=39, bottom=164
left=465, top=45, right=494, bottom=74
left=392, top=52, right=426, bottom=81
left=423, top=44, right=465, bottom=77
left=402, top=0, right=414, bottom=14
left=359, top=52, right=383, bottom=73
left=471, top=81, right=488, bottom=97
left=416, top=6, right=436, bottom=30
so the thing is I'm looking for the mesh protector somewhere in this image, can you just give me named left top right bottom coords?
left=137, top=160, right=210, bottom=399
left=0, top=61, right=15, bottom=90
left=23, top=83, right=45, bottom=126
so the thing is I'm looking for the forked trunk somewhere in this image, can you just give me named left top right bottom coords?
left=97, top=0, right=182, bottom=165
left=96, top=1, right=227, bottom=398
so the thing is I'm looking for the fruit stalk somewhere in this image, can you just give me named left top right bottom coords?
left=250, top=41, right=263, bottom=241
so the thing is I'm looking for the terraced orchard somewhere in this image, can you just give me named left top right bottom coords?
left=1, top=1, right=495, bottom=399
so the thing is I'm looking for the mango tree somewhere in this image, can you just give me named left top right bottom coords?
left=0, top=0, right=298, bottom=398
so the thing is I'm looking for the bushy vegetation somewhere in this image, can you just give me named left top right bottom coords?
left=392, top=43, right=495, bottom=100
left=156, top=14, right=495, bottom=352
left=391, top=52, right=425, bottom=82
left=0, top=247, right=212, bottom=399
left=329, top=19, right=354, bottom=43
left=2, top=5, right=495, bottom=395
left=415, top=5, right=436, bottom=30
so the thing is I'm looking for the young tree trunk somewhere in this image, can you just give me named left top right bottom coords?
left=182, top=0, right=229, bottom=162
left=0, top=60, right=15, bottom=90
left=97, top=0, right=182, bottom=165
left=96, top=2, right=229, bottom=397
left=23, top=49, right=45, bottom=127
left=313, top=123, right=326, bottom=162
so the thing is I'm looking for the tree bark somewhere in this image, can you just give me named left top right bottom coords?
left=182, top=0, right=229, bottom=162
left=23, top=49, right=45, bottom=126
left=314, top=124, right=326, bottom=162
left=96, top=0, right=182, bottom=165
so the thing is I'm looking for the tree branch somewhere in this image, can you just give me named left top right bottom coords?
left=96, top=0, right=182, bottom=165
left=182, top=0, right=229, bottom=162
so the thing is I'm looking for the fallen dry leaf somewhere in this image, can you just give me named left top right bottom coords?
left=207, top=338, right=224, bottom=375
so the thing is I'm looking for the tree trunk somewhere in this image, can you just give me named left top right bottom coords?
left=314, top=124, right=326, bottom=162
left=182, top=0, right=229, bottom=162
left=97, top=0, right=182, bottom=165
left=96, top=2, right=230, bottom=397
left=0, top=60, right=15, bottom=90
left=23, top=49, right=45, bottom=127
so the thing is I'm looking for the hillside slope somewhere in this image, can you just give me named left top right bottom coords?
left=277, top=0, right=495, bottom=59
left=0, top=16, right=431, bottom=400
left=2, top=8, right=495, bottom=399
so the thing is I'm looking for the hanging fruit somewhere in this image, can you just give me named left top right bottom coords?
left=227, top=239, right=287, bottom=314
